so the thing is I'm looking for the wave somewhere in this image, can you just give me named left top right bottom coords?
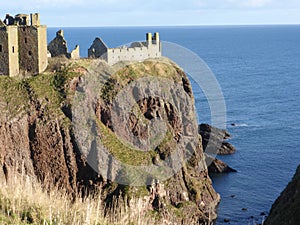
left=229, top=123, right=249, bottom=127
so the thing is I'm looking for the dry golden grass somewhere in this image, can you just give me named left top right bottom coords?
left=0, top=165, right=108, bottom=225
left=0, top=164, right=155, bottom=225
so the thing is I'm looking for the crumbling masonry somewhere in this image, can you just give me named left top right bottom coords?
left=88, top=32, right=161, bottom=65
left=1, top=12, right=162, bottom=76
left=0, top=13, right=48, bottom=77
left=48, top=30, right=80, bottom=60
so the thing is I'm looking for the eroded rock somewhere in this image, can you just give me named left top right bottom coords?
left=205, top=155, right=237, bottom=173
left=199, top=123, right=235, bottom=155
left=265, top=165, right=300, bottom=225
left=199, top=123, right=237, bottom=173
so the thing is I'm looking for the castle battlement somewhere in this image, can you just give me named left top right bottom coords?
left=88, top=32, right=161, bottom=65
left=0, top=13, right=48, bottom=77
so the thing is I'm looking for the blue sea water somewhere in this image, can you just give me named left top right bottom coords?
left=47, top=26, right=300, bottom=224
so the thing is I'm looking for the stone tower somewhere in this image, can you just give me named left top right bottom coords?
left=0, top=13, right=48, bottom=77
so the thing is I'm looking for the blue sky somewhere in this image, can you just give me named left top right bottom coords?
left=1, top=0, right=300, bottom=26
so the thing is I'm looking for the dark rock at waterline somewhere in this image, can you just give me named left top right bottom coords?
left=199, top=123, right=231, bottom=140
left=199, top=123, right=236, bottom=155
left=206, top=155, right=237, bottom=173
left=218, top=142, right=236, bottom=155
left=200, top=124, right=237, bottom=173
left=264, top=165, right=300, bottom=225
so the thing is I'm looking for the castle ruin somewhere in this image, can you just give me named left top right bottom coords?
left=48, top=30, right=80, bottom=60
left=88, top=32, right=161, bottom=65
left=0, top=12, right=162, bottom=76
left=0, top=13, right=48, bottom=77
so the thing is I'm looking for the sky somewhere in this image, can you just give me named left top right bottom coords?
left=1, top=0, right=300, bottom=27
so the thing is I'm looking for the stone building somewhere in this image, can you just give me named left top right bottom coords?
left=0, top=13, right=48, bottom=77
left=48, top=30, right=80, bottom=60
left=88, top=32, right=161, bottom=65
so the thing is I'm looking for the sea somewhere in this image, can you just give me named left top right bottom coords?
left=47, top=25, right=300, bottom=224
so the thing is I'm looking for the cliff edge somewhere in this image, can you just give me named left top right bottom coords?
left=0, top=57, right=220, bottom=224
left=265, top=165, right=300, bottom=225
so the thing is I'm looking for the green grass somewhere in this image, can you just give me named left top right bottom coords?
left=98, top=121, right=156, bottom=166
left=0, top=62, right=85, bottom=128
left=27, top=65, right=81, bottom=116
left=101, top=60, right=183, bottom=104
left=0, top=77, right=29, bottom=118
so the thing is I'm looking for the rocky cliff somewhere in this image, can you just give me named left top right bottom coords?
left=0, top=57, right=220, bottom=224
left=265, top=165, right=300, bottom=225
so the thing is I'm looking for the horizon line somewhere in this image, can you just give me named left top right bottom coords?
left=47, top=23, right=300, bottom=28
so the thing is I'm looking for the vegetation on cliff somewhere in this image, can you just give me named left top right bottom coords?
left=0, top=167, right=109, bottom=225
left=0, top=57, right=220, bottom=224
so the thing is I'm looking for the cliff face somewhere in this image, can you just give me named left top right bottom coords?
left=0, top=58, right=220, bottom=224
left=265, top=165, right=300, bottom=225
left=0, top=70, right=83, bottom=193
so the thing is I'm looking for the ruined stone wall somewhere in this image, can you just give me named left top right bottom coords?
left=88, top=37, right=108, bottom=59
left=0, top=27, right=9, bottom=75
left=70, top=45, right=80, bottom=60
left=18, top=26, right=39, bottom=75
left=48, top=30, right=80, bottom=60
left=0, top=26, right=19, bottom=76
left=48, top=30, right=68, bottom=58
left=18, top=25, right=47, bottom=75
left=31, top=13, right=40, bottom=26
left=106, top=43, right=161, bottom=66
left=88, top=34, right=161, bottom=65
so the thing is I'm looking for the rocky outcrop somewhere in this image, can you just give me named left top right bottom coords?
left=265, top=165, right=300, bottom=225
left=199, top=123, right=235, bottom=155
left=199, top=124, right=237, bottom=173
left=0, top=58, right=220, bottom=224
left=205, top=156, right=237, bottom=173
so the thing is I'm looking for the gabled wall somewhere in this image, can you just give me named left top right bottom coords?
left=88, top=37, right=108, bottom=60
